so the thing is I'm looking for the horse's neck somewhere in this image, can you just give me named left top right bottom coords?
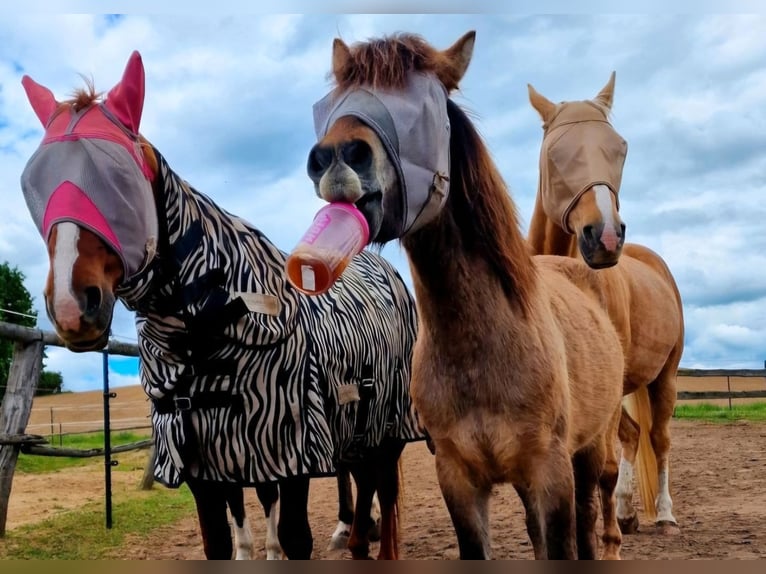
left=402, top=204, right=533, bottom=344
left=527, top=193, right=579, bottom=258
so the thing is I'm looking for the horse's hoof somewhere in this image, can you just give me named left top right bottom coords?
left=618, top=514, right=640, bottom=534
left=656, top=520, right=681, bottom=536
left=327, top=533, right=350, bottom=551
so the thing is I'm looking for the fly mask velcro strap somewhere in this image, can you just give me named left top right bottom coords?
left=313, top=72, right=451, bottom=235
left=539, top=102, right=627, bottom=233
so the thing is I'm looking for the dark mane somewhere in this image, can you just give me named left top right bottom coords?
left=445, top=99, right=537, bottom=308
left=333, top=33, right=466, bottom=92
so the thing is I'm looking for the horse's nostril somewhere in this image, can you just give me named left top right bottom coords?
left=83, top=286, right=102, bottom=318
left=307, top=144, right=333, bottom=180
left=583, top=225, right=597, bottom=242
left=619, top=223, right=626, bottom=238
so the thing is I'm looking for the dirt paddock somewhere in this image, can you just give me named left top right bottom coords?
left=8, top=421, right=766, bottom=559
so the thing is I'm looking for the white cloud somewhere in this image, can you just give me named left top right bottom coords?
left=2, top=14, right=765, bottom=397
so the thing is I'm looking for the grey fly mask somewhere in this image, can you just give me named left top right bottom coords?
left=312, top=71, right=451, bottom=237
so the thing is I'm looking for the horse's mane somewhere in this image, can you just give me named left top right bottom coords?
left=60, top=77, right=102, bottom=113
left=445, top=99, right=536, bottom=308
left=336, top=33, right=536, bottom=306
left=54, top=75, right=159, bottom=175
left=333, top=33, right=466, bottom=92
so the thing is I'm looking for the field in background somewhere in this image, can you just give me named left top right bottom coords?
left=26, top=385, right=151, bottom=438
left=24, top=375, right=766, bottom=441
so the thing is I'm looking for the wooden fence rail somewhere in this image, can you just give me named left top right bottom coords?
left=675, top=367, right=766, bottom=407
left=0, top=320, right=138, bottom=536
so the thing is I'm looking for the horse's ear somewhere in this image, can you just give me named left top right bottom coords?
left=21, top=75, right=58, bottom=126
left=104, top=50, right=145, bottom=133
left=594, top=71, right=616, bottom=110
left=442, top=30, right=476, bottom=89
left=332, top=38, right=352, bottom=79
left=527, top=83, right=556, bottom=123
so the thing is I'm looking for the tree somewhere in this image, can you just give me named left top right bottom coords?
left=38, top=370, right=63, bottom=395
left=0, top=262, right=64, bottom=400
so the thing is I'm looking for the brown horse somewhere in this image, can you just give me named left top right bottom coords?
left=527, top=73, right=685, bottom=534
left=19, top=52, right=412, bottom=560
left=307, top=31, right=626, bottom=559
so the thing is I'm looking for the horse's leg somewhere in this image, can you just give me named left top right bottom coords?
left=348, top=464, right=377, bottom=559
left=433, top=440, right=492, bottom=559
left=616, top=406, right=640, bottom=534
left=599, top=407, right=623, bottom=560
left=276, top=476, right=313, bottom=559
left=255, top=482, right=282, bottom=560
left=187, top=477, right=234, bottom=559
left=527, top=442, right=577, bottom=560
left=374, top=438, right=405, bottom=560
left=369, top=492, right=382, bottom=542
left=572, top=445, right=603, bottom=560
left=328, top=467, right=356, bottom=550
left=329, top=467, right=381, bottom=551
left=647, top=366, right=680, bottom=534
left=514, top=485, right=545, bottom=559
left=224, top=484, right=254, bottom=560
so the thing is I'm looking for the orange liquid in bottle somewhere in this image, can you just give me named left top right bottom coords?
left=285, top=202, right=369, bottom=295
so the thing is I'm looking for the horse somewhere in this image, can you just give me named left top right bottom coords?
left=19, top=51, right=424, bottom=560
left=306, top=31, right=626, bottom=559
left=526, top=74, right=685, bottom=534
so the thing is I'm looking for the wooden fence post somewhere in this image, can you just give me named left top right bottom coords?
left=139, top=445, right=156, bottom=491
left=0, top=339, right=43, bottom=537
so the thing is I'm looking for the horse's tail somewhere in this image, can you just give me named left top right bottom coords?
left=623, top=387, right=658, bottom=522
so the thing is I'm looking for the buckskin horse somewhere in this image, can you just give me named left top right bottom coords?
left=19, top=51, right=423, bottom=559
left=526, top=74, right=685, bottom=534
left=305, top=30, right=626, bottom=559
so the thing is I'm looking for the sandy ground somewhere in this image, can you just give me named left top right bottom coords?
left=7, top=386, right=766, bottom=559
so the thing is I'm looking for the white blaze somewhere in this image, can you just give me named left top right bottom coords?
left=51, top=222, right=82, bottom=331
left=594, top=184, right=620, bottom=251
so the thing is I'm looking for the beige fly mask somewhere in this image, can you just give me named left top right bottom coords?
left=539, top=101, right=627, bottom=233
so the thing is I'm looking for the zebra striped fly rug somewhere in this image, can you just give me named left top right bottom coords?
left=119, top=149, right=424, bottom=487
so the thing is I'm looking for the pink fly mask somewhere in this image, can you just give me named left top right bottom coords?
left=20, top=51, right=159, bottom=280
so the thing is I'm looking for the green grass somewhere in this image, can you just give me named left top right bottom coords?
left=673, top=402, right=766, bottom=422
left=15, top=430, right=151, bottom=474
left=0, top=485, right=196, bottom=559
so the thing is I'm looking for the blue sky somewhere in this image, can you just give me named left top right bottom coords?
left=1, top=13, right=765, bottom=391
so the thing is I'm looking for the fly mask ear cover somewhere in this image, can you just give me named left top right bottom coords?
left=540, top=102, right=627, bottom=233
left=312, top=72, right=451, bottom=237
left=20, top=105, right=159, bottom=280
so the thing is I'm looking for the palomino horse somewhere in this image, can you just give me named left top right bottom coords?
left=307, top=31, right=626, bottom=559
left=526, top=74, right=685, bottom=534
left=20, top=51, right=424, bottom=559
